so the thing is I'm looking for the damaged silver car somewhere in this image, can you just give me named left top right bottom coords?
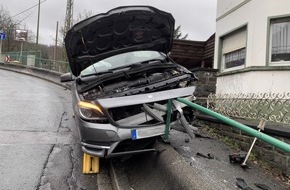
left=61, top=6, right=196, bottom=158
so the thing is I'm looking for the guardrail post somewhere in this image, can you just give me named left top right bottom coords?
left=163, top=99, right=172, bottom=142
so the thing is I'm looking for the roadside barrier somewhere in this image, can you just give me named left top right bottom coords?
left=175, top=97, right=290, bottom=154
left=0, top=62, right=69, bottom=88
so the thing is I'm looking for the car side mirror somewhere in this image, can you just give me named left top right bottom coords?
left=60, top=72, right=73, bottom=82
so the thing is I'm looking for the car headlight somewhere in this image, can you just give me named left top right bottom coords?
left=78, top=101, right=106, bottom=121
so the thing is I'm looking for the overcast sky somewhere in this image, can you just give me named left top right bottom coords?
left=0, top=0, right=217, bottom=46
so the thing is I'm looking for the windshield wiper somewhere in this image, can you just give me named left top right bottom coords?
left=140, top=58, right=166, bottom=64
left=81, top=70, right=113, bottom=77
left=108, top=63, right=143, bottom=72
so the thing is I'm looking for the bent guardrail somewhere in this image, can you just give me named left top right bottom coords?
left=176, top=97, right=290, bottom=154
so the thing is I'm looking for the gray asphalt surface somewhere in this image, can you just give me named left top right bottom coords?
left=0, top=70, right=104, bottom=190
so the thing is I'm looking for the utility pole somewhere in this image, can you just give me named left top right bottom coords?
left=54, top=21, right=58, bottom=61
left=35, top=0, right=41, bottom=57
left=63, top=0, right=74, bottom=61
left=64, top=0, right=74, bottom=37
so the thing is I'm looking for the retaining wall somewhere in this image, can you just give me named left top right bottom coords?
left=0, top=62, right=69, bottom=88
left=190, top=68, right=218, bottom=107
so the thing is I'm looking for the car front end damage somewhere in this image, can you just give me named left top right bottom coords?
left=61, top=5, right=197, bottom=159
left=74, top=86, right=195, bottom=158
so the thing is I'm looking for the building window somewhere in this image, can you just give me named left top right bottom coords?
left=224, top=48, right=246, bottom=68
left=221, top=27, right=247, bottom=70
left=270, top=17, right=290, bottom=63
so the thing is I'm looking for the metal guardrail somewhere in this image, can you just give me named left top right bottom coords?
left=207, top=93, right=290, bottom=125
left=176, top=98, right=290, bottom=154
left=2, top=51, right=70, bottom=73
left=35, top=58, right=70, bottom=73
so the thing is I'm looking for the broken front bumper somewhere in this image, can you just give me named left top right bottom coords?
left=77, top=86, right=196, bottom=157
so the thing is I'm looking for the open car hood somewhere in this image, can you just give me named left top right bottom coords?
left=65, top=6, right=175, bottom=76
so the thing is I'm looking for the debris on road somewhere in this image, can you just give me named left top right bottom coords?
left=254, top=183, right=271, bottom=190
left=194, top=133, right=212, bottom=139
left=236, top=178, right=253, bottom=190
left=229, top=153, right=246, bottom=164
left=207, top=153, right=214, bottom=159
left=196, top=152, right=214, bottom=159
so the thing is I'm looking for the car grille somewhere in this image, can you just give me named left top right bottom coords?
left=108, top=100, right=175, bottom=126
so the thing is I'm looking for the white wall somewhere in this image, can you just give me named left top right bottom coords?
left=214, top=0, right=290, bottom=94
left=217, top=0, right=246, bottom=18
left=216, top=71, right=290, bottom=94
left=214, top=0, right=290, bottom=69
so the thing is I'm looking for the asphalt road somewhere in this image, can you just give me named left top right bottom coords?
left=0, top=70, right=105, bottom=190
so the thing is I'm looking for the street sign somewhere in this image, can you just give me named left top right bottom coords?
left=15, top=30, right=27, bottom=41
left=0, top=33, right=7, bottom=40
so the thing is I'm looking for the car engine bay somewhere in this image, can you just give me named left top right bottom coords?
left=81, top=67, right=194, bottom=101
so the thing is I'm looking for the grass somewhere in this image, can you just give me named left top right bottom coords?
left=202, top=124, right=240, bottom=150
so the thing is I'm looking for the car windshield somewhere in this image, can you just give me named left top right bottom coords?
left=80, top=50, right=164, bottom=76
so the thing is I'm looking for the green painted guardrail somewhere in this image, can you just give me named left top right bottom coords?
left=176, top=97, right=290, bottom=154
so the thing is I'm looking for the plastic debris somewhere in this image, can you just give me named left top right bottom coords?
left=236, top=178, right=253, bottom=190
left=254, top=183, right=271, bottom=190
left=229, top=153, right=246, bottom=164
left=196, top=152, right=214, bottom=159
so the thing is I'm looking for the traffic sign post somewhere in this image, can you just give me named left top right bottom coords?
left=0, top=32, right=7, bottom=56
left=0, top=33, right=6, bottom=40
left=0, top=39, right=2, bottom=55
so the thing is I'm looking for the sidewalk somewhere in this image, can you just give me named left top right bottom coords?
left=169, top=129, right=289, bottom=190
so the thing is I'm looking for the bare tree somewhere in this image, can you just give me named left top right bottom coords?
left=0, top=5, right=18, bottom=52
left=0, top=5, right=36, bottom=53
left=174, top=25, right=188, bottom=40
left=60, top=9, right=94, bottom=40
left=59, top=9, right=94, bottom=61
left=74, top=9, right=93, bottom=23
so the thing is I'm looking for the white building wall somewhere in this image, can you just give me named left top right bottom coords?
left=217, top=0, right=246, bottom=18
left=214, top=0, right=290, bottom=94
left=216, top=71, right=290, bottom=94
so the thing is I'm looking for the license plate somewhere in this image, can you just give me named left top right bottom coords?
left=131, top=125, right=165, bottom=140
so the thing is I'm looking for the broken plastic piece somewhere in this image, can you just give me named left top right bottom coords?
left=207, top=153, right=214, bottom=159
left=236, top=178, right=253, bottom=190
left=254, top=183, right=271, bottom=190
left=196, top=152, right=214, bottom=159
left=229, top=153, right=246, bottom=164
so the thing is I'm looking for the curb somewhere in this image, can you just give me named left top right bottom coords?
left=153, top=141, right=211, bottom=190
left=109, top=140, right=212, bottom=190
left=0, top=62, right=70, bottom=89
